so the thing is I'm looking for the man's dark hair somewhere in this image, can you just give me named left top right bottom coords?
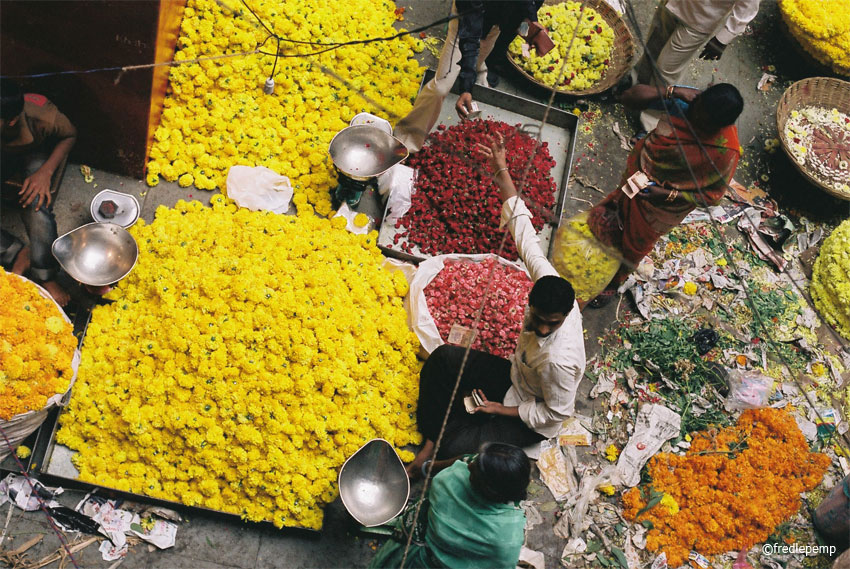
left=695, top=83, right=743, bottom=128
left=528, top=275, right=574, bottom=315
left=1, top=79, right=24, bottom=121
left=468, top=442, right=530, bottom=503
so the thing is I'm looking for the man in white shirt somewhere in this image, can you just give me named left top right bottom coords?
left=636, top=0, right=760, bottom=132
left=406, top=134, right=585, bottom=478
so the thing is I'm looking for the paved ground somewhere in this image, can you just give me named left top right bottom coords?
left=2, top=1, right=849, bottom=568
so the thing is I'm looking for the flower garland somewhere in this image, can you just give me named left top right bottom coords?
left=424, top=257, right=533, bottom=358
left=0, top=269, right=76, bottom=420
left=146, top=0, right=425, bottom=216
left=390, top=119, right=557, bottom=259
left=622, top=408, right=830, bottom=567
left=780, top=0, right=850, bottom=75
left=811, top=218, right=850, bottom=339
left=783, top=106, right=850, bottom=195
left=508, top=2, right=614, bottom=91
left=57, top=197, right=422, bottom=530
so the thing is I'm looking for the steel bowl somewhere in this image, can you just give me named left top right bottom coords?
left=52, top=223, right=138, bottom=286
left=338, top=439, right=410, bottom=526
left=329, top=125, right=409, bottom=182
left=90, top=189, right=140, bottom=228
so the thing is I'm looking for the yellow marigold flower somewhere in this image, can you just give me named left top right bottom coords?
left=0, top=269, right=75, bottom=420
left=598, top=484, right=616, bottom=496
left=15, top=445, right=31, bottom=459
left=683, top=281, right=698, bottom=295
left=57, top=198, right=422, bottom=530
left=353, top=213, right=370, bottom=228
left=605, top=444, right=620, bottom=462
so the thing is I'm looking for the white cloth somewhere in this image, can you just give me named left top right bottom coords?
left=665, top=0, right=760, bottom=45
left=499, top=196, right=586, bottom=439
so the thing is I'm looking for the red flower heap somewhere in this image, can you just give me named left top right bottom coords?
left=424, top=257, right=533, bottom=358
left=393, top=120, right=557, bottom=259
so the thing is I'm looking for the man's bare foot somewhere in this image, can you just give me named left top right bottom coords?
left=11, top=246, right=30, bottom=275
left=41, top=280, right=70, bottom=307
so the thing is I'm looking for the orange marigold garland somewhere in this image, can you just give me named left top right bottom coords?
left=0, top=269, right=76, bottom=420
left=623, top=408, right=830, bottom=567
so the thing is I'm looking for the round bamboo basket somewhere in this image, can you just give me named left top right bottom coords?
left=776, top=77, right=850, bottom=201
left=507, top=0, right=635, bottom=97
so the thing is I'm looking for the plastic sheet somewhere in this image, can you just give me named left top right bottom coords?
left=551, top=211, right=620, bottom=302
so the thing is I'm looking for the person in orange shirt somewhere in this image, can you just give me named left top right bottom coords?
left=1, top=79, right=76, bottom=306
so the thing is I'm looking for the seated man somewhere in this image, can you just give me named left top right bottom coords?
left=1, top=79, right=76, bottom=306
left=407, top=133, right=585, bottom=476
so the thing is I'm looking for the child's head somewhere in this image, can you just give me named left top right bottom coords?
left=1, top=79, right=25, bottom=128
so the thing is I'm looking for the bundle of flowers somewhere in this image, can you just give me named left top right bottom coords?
left=424, top=257, right=533, bottom=358
left=56, top=196, right=422, bottom=530
left=146, top=0, right=424, bottom=216
left=508, top=1, right=614, bottom=91
left=811, top=218, right=850, bottom=339
left=622, top=408, right=830, bottom=567
left=0, top=269, right=76, bottom=420
left=391, top=119, right=557, bottom=259
left=783, top=106, right=850, bottom=195
left=780, top=0, right=850, bottom=75
left=551, top=210, right=620, bottom=302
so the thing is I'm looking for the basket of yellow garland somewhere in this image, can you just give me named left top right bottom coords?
left=507, top=0, right=635, bottom=96
left=0, top=268, right=79, bottom=461
left=777, top=77, right=850, bottom=200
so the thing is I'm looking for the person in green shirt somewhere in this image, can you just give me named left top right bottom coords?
left=369, top=443, right=528, bottom=569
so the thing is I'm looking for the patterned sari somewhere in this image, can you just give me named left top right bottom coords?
left=588, top=115, right=740, bottom=275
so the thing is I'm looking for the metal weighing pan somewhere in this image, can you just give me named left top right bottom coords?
left=376, top=69, right=579, bottom=263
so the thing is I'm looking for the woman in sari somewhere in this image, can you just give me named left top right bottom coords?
left=368, top=443, right=529, bottom=569
left=587, top=82, right=743, bottom=307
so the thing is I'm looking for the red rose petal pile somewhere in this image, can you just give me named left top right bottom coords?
left=424, top=257, right=533, bottom=358
left=391, top=119, right=557, bottom=260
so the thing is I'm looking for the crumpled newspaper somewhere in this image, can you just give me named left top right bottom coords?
left=615, top=404, right=681, bottom=487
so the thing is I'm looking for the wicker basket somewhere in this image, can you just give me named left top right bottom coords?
left=507, top=0, right=635, bottom=97
left=776, top=77, right=850, bottom=201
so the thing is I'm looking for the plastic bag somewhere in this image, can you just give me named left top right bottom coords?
left=550, top=210, right=620, bottom=302
left=226, top=165, right=293, bottom=214
left=724, top=370, right=773, bottom=411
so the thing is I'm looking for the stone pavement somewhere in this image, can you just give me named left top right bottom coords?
left=2, top=1, right=848, bottom=568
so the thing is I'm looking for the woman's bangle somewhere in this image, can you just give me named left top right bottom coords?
left=665, top=85, right=675, bottom=100
left=421, top=459, right=433, bottom=478
left=493, top=167, right=509, bottom=179
left=665, top=190, right=679, bottom=202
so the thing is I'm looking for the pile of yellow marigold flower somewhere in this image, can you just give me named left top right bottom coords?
left=811, top=218, right=850, bottom=340
left=780, top=0, right=850, bottom=75
left=623, top=408, right=830, bottom=567
left=0, top=269, right=76, bottom=420
left=508, top=2, right=614, bottom=91
left=56, top=196, right=422, bottom=529
left=146, top=0, right=425, bottom=216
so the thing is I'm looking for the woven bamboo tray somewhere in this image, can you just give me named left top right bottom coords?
left=776, top=77, right=850, bottom=201
left=507, top=0, right=635, bottom=97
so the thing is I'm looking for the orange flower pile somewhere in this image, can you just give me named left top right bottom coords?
left=0, top=269, right=76, bottom=420
left=623, top=408, right=830, bottom=567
